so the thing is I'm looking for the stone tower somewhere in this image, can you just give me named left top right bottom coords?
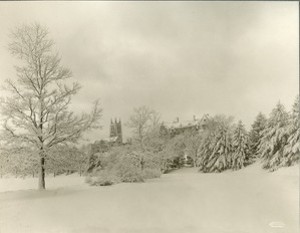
left=109, top=118, right=123, bottom=145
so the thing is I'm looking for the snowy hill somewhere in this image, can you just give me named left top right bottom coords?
left=0, top=162, right=298, bottom=233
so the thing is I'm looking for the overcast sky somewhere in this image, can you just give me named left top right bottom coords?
left=0, top=1, right=298, bottom=142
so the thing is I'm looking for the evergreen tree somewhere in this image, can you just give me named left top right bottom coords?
left=249, top=112, right=267, bottom=158
left=283, top=96, right=300, bottom=166
left=232, top=121, right=249, bottom=170
left=259, top=102, right=289, bottom=171
left=198, top=115, right=234, bottom=172
left=197, top=117, right=219, bottom=172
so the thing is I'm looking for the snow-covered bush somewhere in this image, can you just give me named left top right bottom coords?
left=85, top=176, right=92, bottom=184
left=86, top=146, right=163, bottom=185
left=86, top=170, right=120, bottom=186
left=142, top=168, right=162, bottom=179
left=113, top=151, right=144, bottom=183
left=85, top=140, right=166, bottom=186
left=47, top=145, right=88, bottom=176
left=0, top=145, right=39, bottom=178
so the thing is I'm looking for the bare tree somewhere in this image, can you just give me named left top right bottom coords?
left=127, top=106, right=160, bottom=149
left=127, top=106, right=161, bottom=170
left=0, top=23, right=102, bottom=190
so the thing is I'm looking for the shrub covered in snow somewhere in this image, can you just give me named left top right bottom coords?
left=85, top=170, right=119, bottom=186
left=142, top=168, right=162, bottom=179
left=85, top=145, right=162, bottom=186
left=113, top=151, right=144, bottom=183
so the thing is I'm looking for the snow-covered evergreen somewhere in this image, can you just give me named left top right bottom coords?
left=197, top=134, right=214, bottom=172
left=283, top=96, right=300, bottom=166
left=232, top=121, right=250, bottom=170
left=198, top=115, right=234, bottom=173
left=197, top=118, right=218, bottom=171
left=259, top=102, right=290, bottom=171
left=249, top=112, right=267, bottom=159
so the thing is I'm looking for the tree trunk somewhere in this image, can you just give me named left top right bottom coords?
left=193, top=158, right=197, bottom=167
left=38, top=97, right=45, bottom=190
left=38, top=156, right=45, bottom=190
left=140, top=157, right=145, bottom=171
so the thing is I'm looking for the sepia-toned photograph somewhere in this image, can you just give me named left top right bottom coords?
left=0, top=1, right=298, bottom=233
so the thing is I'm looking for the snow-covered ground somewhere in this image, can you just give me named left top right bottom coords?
left=0, top=163, right=298, bottom=233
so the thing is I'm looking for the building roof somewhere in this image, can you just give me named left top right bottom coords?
left=94, top=136, right=119, bottom=144
left=162, top=114, right=209, bottom=130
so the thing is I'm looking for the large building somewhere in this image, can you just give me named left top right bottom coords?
left=160, top=114, right=209, bottom=138
left=159, top=114, right=210, bottom=166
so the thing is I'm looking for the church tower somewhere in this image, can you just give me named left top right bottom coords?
left=116, top=119, right=123, bottom=144
left=109, top=118, right=123, bottom=145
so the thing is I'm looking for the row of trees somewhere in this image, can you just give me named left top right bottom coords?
left=197, top=98, right=299, bottom=172
left=0, top=143, right=88, bottom=178
left=87, top=96, right=299, bottom=185
left=122, top=99, right=299, bottom=174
